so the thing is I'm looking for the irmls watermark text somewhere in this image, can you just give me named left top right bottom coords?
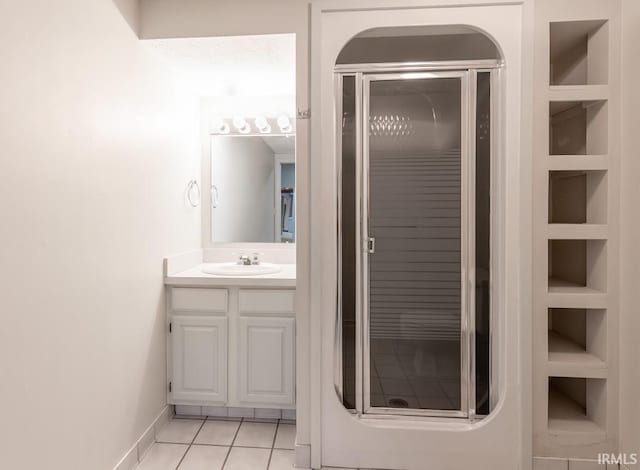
left=598, top=453, right=638, bottom=466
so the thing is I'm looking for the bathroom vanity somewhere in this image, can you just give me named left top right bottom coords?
left=164, top=259, right=296, bottom=411
left=163, top=125, right=298, bottom=414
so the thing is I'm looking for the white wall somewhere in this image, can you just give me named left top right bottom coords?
left=0, top=1, right=201, bottom=469
left=140, top=0, right=307, bottom=38
left=112, top=0, right=139, bottom=34
left=619, top=0, right=640, bottom=459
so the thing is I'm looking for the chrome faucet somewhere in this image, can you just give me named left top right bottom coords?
left=237, top=252, right=261, bottom=265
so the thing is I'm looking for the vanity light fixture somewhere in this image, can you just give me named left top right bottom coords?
left=277, top=115, right=292, bottom=133
left=232, top=116, right=251, bottom=134
left=255, top=116, right=271, bottom=134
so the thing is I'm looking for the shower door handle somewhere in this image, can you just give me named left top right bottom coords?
left=367, top=237, right=376, bottom=254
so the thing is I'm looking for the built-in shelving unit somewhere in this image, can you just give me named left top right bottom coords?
left=533, top=0, right=619, bottom=461
left=548, top=239, right=607, bottom=293
left=548, top=170, right=607, bottom=224
left=548, top=377, right=606, bottom=434
left=549, top=20, right=608, bottom=86
left=548, top=308, right=606, bottom=378
left=549, top=100, right=608, bottom=155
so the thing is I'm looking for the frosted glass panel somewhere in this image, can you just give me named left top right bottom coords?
left=367, top=77, right=462, bottom=411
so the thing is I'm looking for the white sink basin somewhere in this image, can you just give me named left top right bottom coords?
left=201, top=262, right=281, bottom=277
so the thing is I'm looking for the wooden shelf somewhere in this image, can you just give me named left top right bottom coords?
left=548, top=278, right=604, bottom=294
left=548, top=387, right=605, bottom=435
left=547, top=331, right=606, bottom=378
left=548, top=278, right=607, bottom=309
left=547, top=155, right=608, bottom=171
left=547, top=224, right=608, bottom=240
left=548, top=85, right=609, bottom=102
left=547, top=292, right=607, bottom=309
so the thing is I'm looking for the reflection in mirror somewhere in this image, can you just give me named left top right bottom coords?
left=210, top=135, right=295, bottom=243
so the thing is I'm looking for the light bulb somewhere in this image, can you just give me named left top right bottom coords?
left=212, top=118, right=230, bottom=134
left=277, top=115, right=292, bottom=133
left=254, top=116, right=271, bottom=134
left=233, top=116, right=250, bottom=134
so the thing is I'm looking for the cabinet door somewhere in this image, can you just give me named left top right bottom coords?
left=238, top=316, right=295, bottom=406
left=171, top=316, right=227, bottom=403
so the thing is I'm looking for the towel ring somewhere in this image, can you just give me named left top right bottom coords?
left=187, top=179, right=201, bottom=207
left=211, top=184, right=220, bottom=208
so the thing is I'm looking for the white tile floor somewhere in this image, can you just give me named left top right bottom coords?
left=138, top=417, right=296, bottom=470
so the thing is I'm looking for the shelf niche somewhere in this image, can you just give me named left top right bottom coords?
left=549, top=100, right=608, bottom=155
left=550, top=20, right=608, bottom=86
left=548, top=239, right=607, bottom=293
left=548, top=376, right=606, bottom=434
left=548, top=308, right=606, bottom=364
left=548, top=170, right=607, bottom=224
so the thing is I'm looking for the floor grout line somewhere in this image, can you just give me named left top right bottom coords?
left=265, top=419, right=281, bottom=470
left=185, top=443, right=279, bottom=450
left=182, top=442, right=229, bottom=448
left=225, top=444, right=278, bottom=449
left=220, top=417, right=244, bottom=470
left=174, top=418, right=207, bottom=470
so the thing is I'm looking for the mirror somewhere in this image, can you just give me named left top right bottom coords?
left=210, top=135, right=295, bottom=243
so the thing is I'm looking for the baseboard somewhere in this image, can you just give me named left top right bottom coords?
left=174, top=404, right=296, bottom=421
left=295, top=443, right=311, bottom=469
left=112, top=405, right=172, bottom=470
left=533, top=456, right=621, bottom=469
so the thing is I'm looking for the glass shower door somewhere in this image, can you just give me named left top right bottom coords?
left=363, top=73, right=469, bottom=416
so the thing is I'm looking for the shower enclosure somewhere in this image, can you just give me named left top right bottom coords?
left=336, top=60, right=498, bottom=419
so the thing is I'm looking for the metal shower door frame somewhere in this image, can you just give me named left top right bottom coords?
left=360, top=70, right=472, bottom=419
left=335, top=61, right=500, bottom=421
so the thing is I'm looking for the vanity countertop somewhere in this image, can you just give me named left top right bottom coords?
left=165, top=263, right=296, bottom=288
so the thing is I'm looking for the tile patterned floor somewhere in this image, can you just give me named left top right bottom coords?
left=138, top=417, right=296, bottom=470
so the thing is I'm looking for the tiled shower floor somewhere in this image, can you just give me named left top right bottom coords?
left=138, top=417, right=295, bottom=470
left=343, top=338, right=463, bottom=410
left=369, top=341, right=461, bottom=410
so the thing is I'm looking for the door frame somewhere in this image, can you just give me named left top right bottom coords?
left=308, top=2, right=532, bottom=469
left=274, top=154, right=296, bottom=242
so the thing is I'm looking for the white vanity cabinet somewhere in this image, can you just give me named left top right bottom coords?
left=171, top=315, right=228, bottom=403
left=237, top=289, right=296, bottom=406
left=167, top=286, right=295, bottom=410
